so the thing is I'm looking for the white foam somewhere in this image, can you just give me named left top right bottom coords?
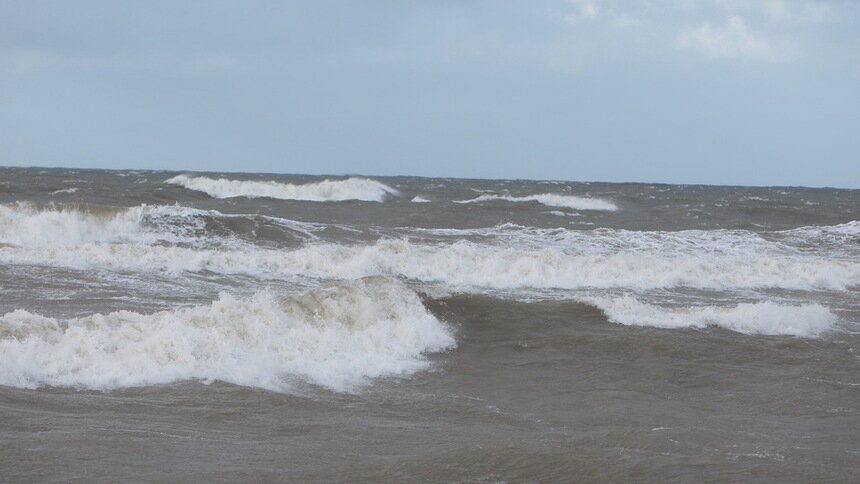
left=591, top=296, right=837, bottom=337
left=2, top=208, right=858, bottom=292
left=166, top=175, right=399, bottom=202
left=782, top=220, right=860, bottom=238
left=0, top=203, right=239, bottom=248
left=0, top=277, right=454, bottom=392
left=411, top=196, right=431, bottom=203
left=0, top=203, right=323, bottom=249
left=50, top=188, right=78, bottom=195
left=455, top=193, right=618, bottom=211
left=0, top=203, right=152, bottom=247
left=3, top=238, right=857, bottom=291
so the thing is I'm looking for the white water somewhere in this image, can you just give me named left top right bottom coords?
left=2, top=238, right=858, bottom=291
left=1, top=204, right=858, bottom=291
left=166, top=175, right=400, bottom=202
left=0, top=278, right=454, bottom=392
left=0, top=203, right=325, bottom=248
left=592, top=296, right=838, bottom=337
left=0, top=203, right=191, bottom=247
left=455, top=193, right=618, bottom=211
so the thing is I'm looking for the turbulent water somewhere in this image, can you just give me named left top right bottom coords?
left=1, top=167, right=858, bottom=482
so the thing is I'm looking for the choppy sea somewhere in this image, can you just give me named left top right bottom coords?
left=1, top=167, right=858, bottom=482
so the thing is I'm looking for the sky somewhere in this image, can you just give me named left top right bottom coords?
left=1, top=0, right=858, bottom=187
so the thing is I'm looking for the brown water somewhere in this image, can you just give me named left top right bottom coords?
left=1, top=167, right=858, bottom=482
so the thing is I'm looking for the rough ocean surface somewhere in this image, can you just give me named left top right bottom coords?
left=1, top=167, right=858, bottom=482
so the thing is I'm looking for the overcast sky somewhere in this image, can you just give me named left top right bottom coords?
left=1, top=0, right=858, bottom=187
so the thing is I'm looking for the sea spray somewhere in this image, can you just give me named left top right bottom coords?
left=0, top=277, right=455, bottom=392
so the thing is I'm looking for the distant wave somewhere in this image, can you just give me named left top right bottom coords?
left=591, top=296, right=837, bottom=337
left=166, top=174, right=399, bottom=202
left=454, top=193, right=618, bottom=211
left=50, top=188, right=78, bottom=195
left=0, top=278, right=454, bottom=392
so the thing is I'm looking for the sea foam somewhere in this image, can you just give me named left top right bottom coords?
left=3, top=239, right=858, bottom=291
left=455, top=193, right=618, bottom=211
left=0, top=203, right=321, bottom=248
left=0, top=203, right=159, bottom=247
left=0, top=278, right=454, bottom=392
left=2, top=205, right=858, bottom=292
left=166, top=175, right=399, bottom=202
left=592, top=296, right=837, bottom=337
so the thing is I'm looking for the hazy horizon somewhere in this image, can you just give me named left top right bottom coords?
left=4, top=164, right=858, bottom=190
left=2, top=1, right=859, bottom=187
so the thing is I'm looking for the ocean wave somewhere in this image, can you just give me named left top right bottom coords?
left=50, top=188, right=78, bottom=195
left=2, top=238, right=857, bottom=291
left=0, top=203, right=165, bottom=247
left=454, top=193, right=618, bottom=211
left=0, top=277, right=454, bottom=392
left=591, top=296, right=837, bottom=337
left=0, top=203, right=322, bottom=248
left=776, top=220, right=860, bottom=248
left=2, top=205, right=858, bottom=291
left=166, top=175, right=400, bottom=202
left=4, top=202, right=853, bottom=258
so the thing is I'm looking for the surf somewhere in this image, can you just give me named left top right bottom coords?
left=166, top=175, right=400, bottom=202
left=0, top=277, right=455, bottom=392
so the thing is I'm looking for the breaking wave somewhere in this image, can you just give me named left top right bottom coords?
left=2, top=205, right=857, bottom=293
left=0, top=203, right=322, bottom=248
left=0, top=277, right=454, bottom=392
left=591, top=296, right=838, bottom=337
left=0, top=203, right=184, bottom=247
left=3, top=239, right=858, bottom=291
left=455, top=193, right=618, bottom=211
left=166, top=175, right=400, bottom=202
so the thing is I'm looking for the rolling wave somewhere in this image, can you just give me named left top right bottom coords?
left=2, top=203, right=857, bottom=293
left=454, top=193, right=618, bottom=211
left=166, top=175, right=400, bottom=202
left=434, top=293, right=838, bottom=337
left=2, top=239, right=857, bottom=291
left=0, top=277, right=454, bottom=392
left=0, top=203, right=323, bottom=248
left=589, top=296, right=837, bottom=337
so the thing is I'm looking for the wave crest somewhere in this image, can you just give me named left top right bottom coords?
left=0, top=277, right=455, bottom=392
left=3, top=239, right=857, bottom=291
left=0, top=203, right=323, bottom=248
left=166, top=175, right=400, bottom=202
left=455, top=193, right=618, bottom=211
left=592, top=296, right=837, bottom=337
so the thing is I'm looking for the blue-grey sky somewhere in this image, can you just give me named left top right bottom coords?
left=1, top=0, right=858, bottom=187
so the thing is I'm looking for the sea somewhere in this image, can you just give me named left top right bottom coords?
left=1, top=166, right=858, bottom=482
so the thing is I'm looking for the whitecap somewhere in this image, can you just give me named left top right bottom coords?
left=166, top=175, right=399, bottom=202
left=0, top=277, right=455, bottom=392
left=590, top=296, right=837, bottom=337
left=454, top=193, right=618, bottom=211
